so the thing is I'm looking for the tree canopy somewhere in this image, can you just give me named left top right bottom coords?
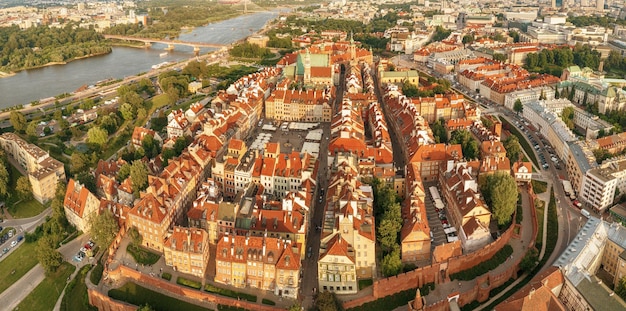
left=313, top=291, right=343, bottom=311
left=130, top=160, right=149, bottom=194
left=36, top=235, right=64, bottom=274
left=503, top=135, right=522, bottom=163
left=9, top=111, right=26, bottom=132
left=513, top=99, right=523, bottom=114
left=16, top=176, right=32, bottom=201
left=481, top=172, right=518, bottom=226
left=89, top=209, right=119, bottom=248
left=87, top=126, right=108, bottom=148
left=449, top=130, right=479, bottom=160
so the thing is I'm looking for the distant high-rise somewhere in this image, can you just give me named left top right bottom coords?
left=551, top=0, right=556, bottom=9
left=596, top=0, right=604, bottom=10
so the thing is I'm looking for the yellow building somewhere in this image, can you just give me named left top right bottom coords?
left=63, top=179, right=100, bottom=232
left=163, top=226, right=210, bottom=277
left=0, top=133, right=65, bottom=204
left=318, top=234, right=358, bottom=294
left=265, top=88, right=333, bottom=122
left=215, top=234, right=301, bottom=298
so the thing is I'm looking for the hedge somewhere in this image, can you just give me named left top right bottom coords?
left=261, top=298, right=276, bottom=305
left=204, top=284, right=257, bottom=302
left=177, top=277, right=202, bottom=290
left=162, top=272, right=172, bottom=281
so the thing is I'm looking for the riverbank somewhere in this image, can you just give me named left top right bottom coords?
left=0, top=51, right=112, bottom=79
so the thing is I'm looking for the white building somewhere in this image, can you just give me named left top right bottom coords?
left=503, top=86, right=555, bottom=110
left=581, top=157, right=626, bottom=213
left=523, top=101, right=577, bottom=161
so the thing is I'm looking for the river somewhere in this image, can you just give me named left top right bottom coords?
left=0, top=11, right=280, bottom=108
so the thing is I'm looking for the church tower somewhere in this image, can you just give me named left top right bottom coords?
left=304, top=49, right=311, bottom=83
left=350, top=33, right=356, bottom=63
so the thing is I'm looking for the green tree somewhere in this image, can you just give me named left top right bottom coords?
left=141, top=134, right=160, bottom=159
left=16, top=176, right=32, bottom=201
left=70, top=152, right=89, bottom=175
left=36, top=235, right=63, bottom=274
left=493, top=53, right=507, bottom=62
left=520, top=248, right=538, bottom=272
left=10, top=111, right=26, bottom=132
left=381, top=247, right=403, bottom=277
left=561, top=106, right=575, bottom=129
left=128, top=226, right=143, bottom=247
left=130, top=160, right=149, bottom=194
left=0, top=162, right=9, bottom=199
left=431, top=118, right=448, bottom=143
left=89, top=209, right=119, bottom=248
left=513, top=99, right=523, bottom=114
left=120, top=103, right=137, bottom=121
left=503, top=135, right=522, bottom=162
left=314, top=291, right=343, bottom=311
left=117, top=163, right=131, bottom=183
left=87, top=126, right=108, bottom=148
left=616, top=276, right=626, bottom=301
left=449, top=130, right=479, bottom=160
left=462, top=34, right=474, bottom=46
left=482, top=172, right=518, bottom=226
left=26, top=121, right=38, bottom=137
left=402, top=80, right=419, bottom=97
left=288, top=303, right=302, bottom=311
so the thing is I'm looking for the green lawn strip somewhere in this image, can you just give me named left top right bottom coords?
left=15, top=262, right=76, bottom=311
left=177, top=276, right=202, bottom=289
left=0, top=241, right=38, bottom=294
left=450, top=245, right=514, bottom=281
left=346, top=283, right=435, bottom=311
left=500, top=117, right=539, bottom=168
left=90, top=253, right=105, bottom=285
left=61, top=264, right=96, bottom=311
left=109, top=282, right=211, bottom=311
left=358, top=278, right=373, bottom=290
left=127, top=244, right=161, bottom=265
left=531, top=180, right=548, bottom=194
left=204, top=283, right=257, bottom=302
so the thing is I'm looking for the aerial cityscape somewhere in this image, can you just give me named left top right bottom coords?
left=0, top=0, right=626, bottom=310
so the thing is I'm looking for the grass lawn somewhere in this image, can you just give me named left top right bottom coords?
left=109, top=282, right=211, bottom=311
left=0, top=241, right=39, bottom=294
left=7, top=198, right=46, bottom=218
left=4, top=161, right=46, bottom=218
left=15, top=262, right=76, bottom=311
left=531, top=180, right=548, bottom=194
left=127, top=244, right=161, bottom=265
left=151, top=94, right=170, bottom=108
left=61, top=264, right=96, bottom=311
left=535, top=200, right=545, bottom=249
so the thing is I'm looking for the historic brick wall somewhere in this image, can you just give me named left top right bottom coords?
left=343, top=224, right=516, bottom=310
left=88, top=289, right=136, bottom=311
left=97, top=265, right=283, bottom=311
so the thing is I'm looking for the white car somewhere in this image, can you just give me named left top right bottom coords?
left=10, top=240, right=17, bottom=248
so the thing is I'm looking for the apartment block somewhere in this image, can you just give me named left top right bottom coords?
left=0, top=132, right=66, bottom=204
left=163, top=226, right=210, bottom=277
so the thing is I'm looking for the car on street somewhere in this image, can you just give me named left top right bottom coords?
left=17, top=236, right=23, bottom=242
left=10, top=241, right=17, bottom=248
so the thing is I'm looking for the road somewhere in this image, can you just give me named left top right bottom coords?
left=300, top=65, right=342, bottom=310
left=0, top=213, right=92, bottom=309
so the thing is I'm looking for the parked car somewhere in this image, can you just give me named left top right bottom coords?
left=16, top=235, right=23, bottom=242
left=10, top=240, right=17, bottom=248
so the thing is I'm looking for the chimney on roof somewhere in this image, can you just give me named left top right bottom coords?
left=231, top=243, right=234, bottom=256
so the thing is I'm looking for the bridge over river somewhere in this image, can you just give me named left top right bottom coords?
left=103, top=35, right=231, bottom=52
